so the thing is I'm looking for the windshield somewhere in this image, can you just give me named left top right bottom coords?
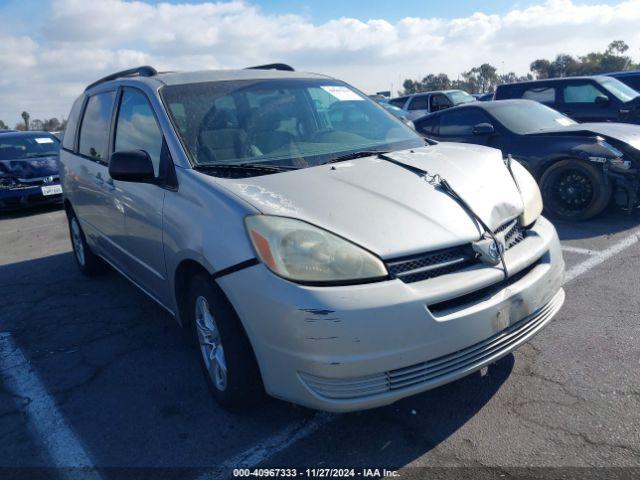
left=0, top=133, right=60, bottom=160
left=447, top=90, right=476, bottom=105
left=161, top=79, right=423, bottom=170
left=489, top=101, right=577, bottom=134
left=598, top=77, right=639, bottom=103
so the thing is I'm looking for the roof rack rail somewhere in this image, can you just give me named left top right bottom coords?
left=85, top=65, right=158, bottom=91
left=245, top=63, right=294, bottom=72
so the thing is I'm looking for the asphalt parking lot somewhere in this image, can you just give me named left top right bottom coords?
left=1, top=205, right=639, bottom=477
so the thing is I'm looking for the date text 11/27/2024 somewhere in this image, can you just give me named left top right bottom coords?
left=233, top=468, right=400, bottom=477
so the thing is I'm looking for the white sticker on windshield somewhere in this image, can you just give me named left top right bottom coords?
left=35, top=137, right=54, bottom=144
left=321, top=86, right=364, bottom=101
left=555, top=117, right=573, bottom=126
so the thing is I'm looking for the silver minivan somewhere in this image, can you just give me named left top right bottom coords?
left=59, top=65, right=565, bottom=412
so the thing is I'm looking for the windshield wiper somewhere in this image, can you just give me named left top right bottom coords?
left=194, top=162, right=298, bottom=173
left=322, top=150, right=389, bottom=165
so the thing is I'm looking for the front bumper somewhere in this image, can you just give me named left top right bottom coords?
left=219, top=216, right=565, bottom=412
left=0, top=183, right=63, bottom=209
left=607, top=168, right=640, bottom=210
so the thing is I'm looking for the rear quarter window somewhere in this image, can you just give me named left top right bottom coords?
left=389, top=97, right=407, bottom=108
left=78, top=91, right=116, bottom=162
left=522, top=87, right=556, bottom=103
left=626, top=77, right=640, bottom=91
left=61, top=96, right=85, bottom=151
left=408, top=95, right=429, bottom=111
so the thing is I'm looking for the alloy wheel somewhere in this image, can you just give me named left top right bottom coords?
left=194, top=295, right=228, bottom=391
left=552, top=169, right=594, bottom=213
left=70, top=217, right=85, bottom=267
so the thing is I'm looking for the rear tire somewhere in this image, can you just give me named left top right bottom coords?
left=540, top=159, right=611, bottom=221
left=66, top=208, right=106, bottom=276
left=187, top=273, right=264, bottom=412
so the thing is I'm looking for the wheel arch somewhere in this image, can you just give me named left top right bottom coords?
left=174, top=258, right=212, bottom=327
left=539, top=156, right=613, bottom=220
left=173, top=257, right=267, bottom=388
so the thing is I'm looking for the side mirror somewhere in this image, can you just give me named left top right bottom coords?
left=109, top=150, right=155, bottom=182
left=595, top=95, right=610, bottom=106
left=472, top=123, right=495, bottom=135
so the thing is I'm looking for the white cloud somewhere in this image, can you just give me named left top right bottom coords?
left=0, top=0, right=639, bottom=125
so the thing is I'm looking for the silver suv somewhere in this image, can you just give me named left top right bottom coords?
left=60, top=65, right=565, bottom=412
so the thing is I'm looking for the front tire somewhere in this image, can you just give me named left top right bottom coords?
left=187, top=273, right=264, bottom=412
left=67, top=209, right=106, bottom=276
left=540, top=159, right=612, bottom=221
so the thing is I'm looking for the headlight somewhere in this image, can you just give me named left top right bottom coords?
left=245, top=215, right=388, bottom=284
left=593, top=138, right=631, bottom=170
left=510, top=160, right=543, bottom=227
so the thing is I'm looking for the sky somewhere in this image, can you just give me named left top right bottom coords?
left=0, top=0, right=639, bottom=125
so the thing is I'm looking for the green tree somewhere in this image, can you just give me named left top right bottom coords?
left=0, top=120, right=7, bottom=130
left=401, top=73, right=452, bottom=94
left=400, top=40, right=638, bottom=96
left=607, top=40, right=629, bottom=55
left=43, top=118, right=62, bottom=131
left=529, top=41, right=637, bottom=79
left=31, top=119, right=44, bottom=131
left=21, top=111, right=30, bottom=131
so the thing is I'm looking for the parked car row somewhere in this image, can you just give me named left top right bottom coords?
left=56, top=64, right=565, bottom=412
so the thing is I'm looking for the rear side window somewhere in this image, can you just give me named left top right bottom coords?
left=408, top=95, right=429, bottom=110
left=430, top=94, right=452, bottom=111
left=389, top=97, right=407, bottom=108
left=522, top=87, right=556, bottom=103
left=439, top=109, right=491, bottom=136
left=61, top=96, right=84, bottom=151
left=79, top=91, right=116, bottom=162
left=620, top=77, right=640, bottom=91
left=114, top=89, right=164, bottom=176
left=563, top=83, right=604, bottom=103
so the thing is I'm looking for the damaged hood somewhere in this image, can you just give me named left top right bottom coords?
left=0, top=155, right=59, bottom=179
left=218, top=144, right=524, bottom=259
left=531, top=122, right=640, bottom=151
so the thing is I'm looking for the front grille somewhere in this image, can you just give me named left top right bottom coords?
left=387, top=219, right=526, bottom=284
left=386, top=245, right=477, bottom=283
left=300, top=289, right=564, bottom=401
left=503, top=220, right=525, bottom=249
left=16, top=175, right=59, bottom=187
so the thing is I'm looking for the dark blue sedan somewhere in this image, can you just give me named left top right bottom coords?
left=0, top=130, right=62, bottom=209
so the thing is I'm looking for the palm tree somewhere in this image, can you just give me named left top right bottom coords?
left=21, top=111, right=30, bottom=131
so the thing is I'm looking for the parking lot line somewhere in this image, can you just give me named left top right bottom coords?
left=561, top=245, right=598, bottom=255
left=203, top=412, right=334, bottom=478
left=564, top=232, right=639, bottom=283
left=0, top=332, right=98, bottom=474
